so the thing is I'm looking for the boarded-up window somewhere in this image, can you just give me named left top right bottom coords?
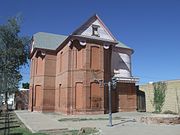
left=59, top=52, right=63, bottom=73
left=90, top=82, right=101, bottom=109
left=59, top=88, right=66, bottom=108
left=35, top=85, right=42, bottom=107
left=30, top=59, right=34, bottom=77
left=90, top=46, right=100, bottom=70
left=33, top=87, right=35, bottom=106
left=77, top=49, right=83, bottom=69
left=29, top=86, right=32, bottom=106
left=119, top=87, right=127, bottom=109
left=127, top=85, right=134, bottom=98
left=36, top=57, right=43, bottom=75
left=75, top=83, right=83, bottom=109
left=58, top=84, right=61, bottom=107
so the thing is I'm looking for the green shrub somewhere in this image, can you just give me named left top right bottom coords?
left=153, top=82, right=167, bottom=113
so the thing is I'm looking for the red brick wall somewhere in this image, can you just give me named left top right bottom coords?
left=55, top=45, right=70, bottom=113
left=29, top=40, right=137, bottom=114
left=116, top=83, right=137, bottom=112
left=29, top=51, right=56, bottom=112
left=55, top=41, right=105, bottom=114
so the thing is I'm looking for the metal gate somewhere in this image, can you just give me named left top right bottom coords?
left=137, top=89, right=146, bottom=112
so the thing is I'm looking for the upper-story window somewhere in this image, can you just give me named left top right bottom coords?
left=76, top=49, right=83, bottom=69
left=92, top=25, right=100, bottom=37
left=59, top=51, right=63, bottom=73
left=36, top=56, right=43, bottom=75
left=90, top=46, right=100, bottom=70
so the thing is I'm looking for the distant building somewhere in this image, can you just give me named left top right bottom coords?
left=15, top=88, right=29, bottom=110
left=0, top=93, right=15, bottom=110
left=140, top=80, right=180, bottom=114
left=0, top=88, right=29, bottom=111
left=29, top=14, right=138, bottom=114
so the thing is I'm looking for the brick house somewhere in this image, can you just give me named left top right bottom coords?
left=29, top=14, right=138, bottom=114
left=15, top=88, right=29, bottom=110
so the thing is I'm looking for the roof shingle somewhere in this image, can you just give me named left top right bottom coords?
left=33, top=32, right=67, bottom=50
left=32, top=32, right=131, bottom=51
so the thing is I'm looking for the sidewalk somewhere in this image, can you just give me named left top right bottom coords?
left=15, top=110, right=67, bottom=133
left=15, top=110, right=180, bottom=135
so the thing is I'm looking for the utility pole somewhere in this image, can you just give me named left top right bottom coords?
left=108, top=81, right=112, bottom=127
left=96, top=77, right=117, bottom=127
left=31, top=59, right=35, bottom=112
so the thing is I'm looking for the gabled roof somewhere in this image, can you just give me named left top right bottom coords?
left=32, top=32, right=67, bottom=50
left=31, top=15, right=133, bottom=54
left=31, top=32, right=132, bottom=52
left=72, top=14, right=117, bottom=42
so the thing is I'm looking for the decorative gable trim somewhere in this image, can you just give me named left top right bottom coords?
left=72, top=14, right=117, bottom=41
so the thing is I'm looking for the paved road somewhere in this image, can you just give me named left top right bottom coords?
left=15, top=110, right=180, bottom=135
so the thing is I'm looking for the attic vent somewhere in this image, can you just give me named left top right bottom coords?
left=92, top=25, right=100, bottom=37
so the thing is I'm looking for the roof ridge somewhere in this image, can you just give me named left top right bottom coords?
left=34, top=32, right=67, bottom=37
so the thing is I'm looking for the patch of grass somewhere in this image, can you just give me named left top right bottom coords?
left=113, top=116, right=127, bottom=120
left=61, top=127, right=98, bottom=135
left=59, top=118, right=93, bottom=122
left=10, top=127, right=47, bottom=135
left=39, top=129, right=79, bottom=135
left=10, top=114, right=48, bottom=135
left=58, top=117, right=107, bottom=122
left=61, top=129, right=79, bottom=135
left=59, top=116, right=125, bottom=122
left=77, top=127, right=99, bottom=135
left=0, top=111, right=47, bottom=135
left=40, top=128, right=99, bottom=135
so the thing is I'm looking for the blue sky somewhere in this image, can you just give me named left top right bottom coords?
left=1, top=0, right=180, bottom=85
